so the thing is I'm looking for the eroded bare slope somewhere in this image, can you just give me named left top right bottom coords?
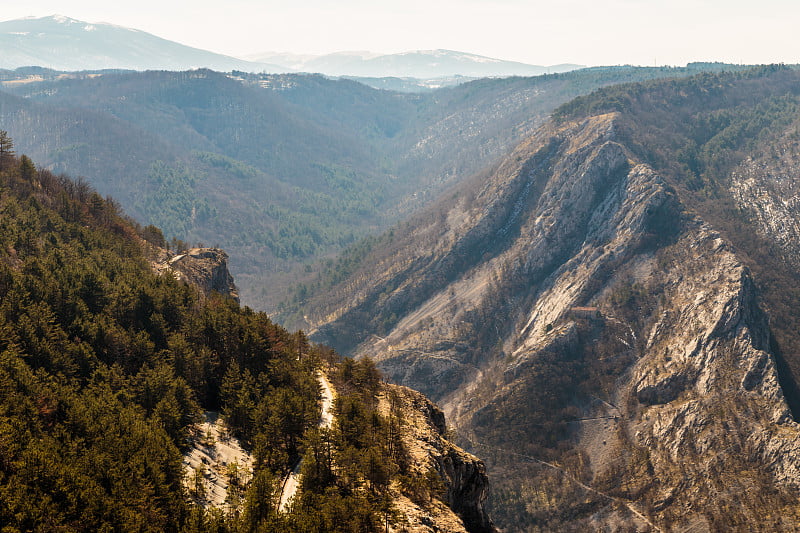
left=309, top=107, right=800, bottom=530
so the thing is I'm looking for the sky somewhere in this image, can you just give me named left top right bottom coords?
left=2, top=0, right=799, bottom=67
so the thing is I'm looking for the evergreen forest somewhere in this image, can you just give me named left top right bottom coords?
left=0, top=135, right=448, bottom=532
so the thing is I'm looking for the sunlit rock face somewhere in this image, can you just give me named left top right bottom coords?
left=162, top=247, right=239, bottom=303
left=309, top=108, right=800, bottom=529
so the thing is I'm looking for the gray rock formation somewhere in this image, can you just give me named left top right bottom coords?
left=155, top=248, right=239, bottom=303
left=387, top=384, right=495, bottom=533
left=307, top=111, right=800, bottom=529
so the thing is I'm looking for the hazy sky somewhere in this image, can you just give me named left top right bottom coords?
left=3, top=0, right=799, bottom=66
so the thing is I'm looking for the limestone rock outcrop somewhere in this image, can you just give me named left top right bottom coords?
left=307, top=110, right=800, bottom=529
left=154, top=247, right=239, bottom=303
left=384, top=384, right=495, bottom=533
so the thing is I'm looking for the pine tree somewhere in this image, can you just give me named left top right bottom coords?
left=18, top=155, right=35, bottom=185
left=0, top=130, right=14, bottom=170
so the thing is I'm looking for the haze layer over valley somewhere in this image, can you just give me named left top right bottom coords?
left=0, top=60, right=744, bottom=309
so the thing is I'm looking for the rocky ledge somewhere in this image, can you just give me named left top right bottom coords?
left=383, top=384, right=495, bottom=533
left=154, top=247, right=239, bottom=303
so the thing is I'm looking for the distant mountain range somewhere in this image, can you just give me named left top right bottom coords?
left=248, top=49, right=582, bottom=78
left=0, top=15, right=581, bottom=79
left=0, top=15, right=285, bottom=72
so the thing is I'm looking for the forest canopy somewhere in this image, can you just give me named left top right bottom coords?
left=0, top=138, right=450, bottom=532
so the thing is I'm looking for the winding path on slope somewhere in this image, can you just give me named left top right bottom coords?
left=468, top=440, right=663, bottom=532
left=278, top=370, right=335, bottom=512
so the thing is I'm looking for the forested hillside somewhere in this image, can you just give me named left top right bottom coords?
left=0, top=64, right=748, bottom=310
left=0, top=137, right=489, bottom=532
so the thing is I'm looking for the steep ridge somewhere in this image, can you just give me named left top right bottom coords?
left=372, top=382, right=494, bottom=533
left=306, top=68, right=800, bottom=530
left=278, top=371, right=335, bottom=512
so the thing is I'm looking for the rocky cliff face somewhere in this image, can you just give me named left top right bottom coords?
left=154, top=247, right=239, bottom=303
left=307, top=107, right=800, bottom=529
left=384, top=383, right=495, bottom=533
left=729, top=130, right=800, bottom=266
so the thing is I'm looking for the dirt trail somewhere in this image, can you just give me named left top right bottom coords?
left=278, top=371, right=335, bottom=512
left=470, top=440, right=663, bottom=532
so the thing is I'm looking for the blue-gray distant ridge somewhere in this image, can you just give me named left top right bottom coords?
left=0, top=15, right=288, bottom=72
left=249, top=49, right=582, bottom=78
